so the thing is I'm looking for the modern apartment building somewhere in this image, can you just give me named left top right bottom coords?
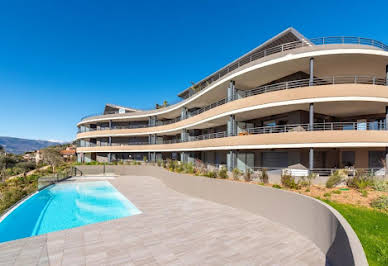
left=76, top=28, right=388, bottom=174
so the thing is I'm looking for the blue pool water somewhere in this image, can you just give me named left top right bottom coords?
left=0, top=181, right=141, bottom=243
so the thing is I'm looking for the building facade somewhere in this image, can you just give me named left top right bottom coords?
left=76, top=28, right=388, bottom=175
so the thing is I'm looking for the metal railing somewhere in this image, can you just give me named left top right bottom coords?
left=77, top=121, right=387, bottom=147
left=79, top=36, right=388, bottom=121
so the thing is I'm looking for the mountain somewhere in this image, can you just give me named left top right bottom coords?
left=0, top=136, right=62, bottom=154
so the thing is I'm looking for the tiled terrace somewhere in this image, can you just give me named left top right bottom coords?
left=0, top=173, right=325, bottom=265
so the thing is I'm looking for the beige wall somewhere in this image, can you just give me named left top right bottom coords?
left=76, top=130, right=388, bottom=153
left=77, top=84, right=388, bottom=139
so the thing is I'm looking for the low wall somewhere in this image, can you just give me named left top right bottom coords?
left=75, top=165, right=368, bottom=266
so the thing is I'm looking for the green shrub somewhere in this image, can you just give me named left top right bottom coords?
left=244, top=169, right=252, bottom=182
left=372, top=179, right=388, bottom=192
left=176, top=163, right=184, bottom=173
left=305, top=188, right=310, bottom=192
left=370, top=196, right=388, bottom=211
left=183, top=162, right=194, bottom=174
left=272, top=184, right=281, bottom=189
left=347, top=169, right=373, bottom=189
left=232, top=168, right=241, bottom=180
left=323, top=192, right=331, bottom=198
left=361, top=189, right=368, bottom=197
left=206, top=170, right=217, bottom=178
left=143, top=156, right=147, bottom=163
left=260, top=168, right=269, bottom=183
left=332, top=190, right=342, bottom=194
left=218, top=167, right=228, bottom=179
left=281, top=174, right=300, bottom=189
left=157, top=160, right=162, bottom=167
left=326, top=171, right=343, bottom=188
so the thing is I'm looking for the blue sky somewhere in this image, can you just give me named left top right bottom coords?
left=0, top=0, right=387, bottom=142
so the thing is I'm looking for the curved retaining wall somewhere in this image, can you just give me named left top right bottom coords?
left=75, top=165, right=368, bottom=266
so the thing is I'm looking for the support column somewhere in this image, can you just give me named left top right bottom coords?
left=148, top=116, right=156, bottom=127
left=227, top=80, right=236, bottom=102
left=108, top=136, right=112, bottom=146
left=181, top=107, right=188, bottom=120
left=149, top=134, right=156, bottom=145
left=181, top=129, right=188, bottom=142
left=227, top=115, right=237, bottom=137
left=180, top=152, right=187, bottom=163
left=309, top=58, right=314, bottom=86
left=386, top=65, right=388, bottom=86
left=227, top=150, right=237, bottom=172
left=109, top=120, right=112, bottom=129
left=385, top=106, right=388, bottom=130
left=309, top=103, right=314, bottom=170
left=108, top=153, right=111, bottom=163
left=385, top=147, right=388, bottom=174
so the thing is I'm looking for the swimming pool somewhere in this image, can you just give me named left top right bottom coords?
left=0, top=181, right=141, bottom=243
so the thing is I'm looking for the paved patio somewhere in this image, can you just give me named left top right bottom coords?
left=0, top=174, right=325, bottom=265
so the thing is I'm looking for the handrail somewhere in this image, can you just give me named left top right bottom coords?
left=77, top=121, right=386, bottom=147
left=79, top=36, right=388, bottom=122
left=78, top=75, right=387, bottom=133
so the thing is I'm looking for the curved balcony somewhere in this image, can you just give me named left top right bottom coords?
left=77, top=122, right=388, bottom=152
left=77, top=81, right=388, bottom=139
left=79, top=36, right=388, bottom=123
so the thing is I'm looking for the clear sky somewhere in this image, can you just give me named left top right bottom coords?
left=0, top=0, right=387, bottom=142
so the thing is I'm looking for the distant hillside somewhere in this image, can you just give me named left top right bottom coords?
left=0, top=136, right=62, bottom=154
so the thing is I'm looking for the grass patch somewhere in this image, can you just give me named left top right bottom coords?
left=322, top=200, right=388, bottom=266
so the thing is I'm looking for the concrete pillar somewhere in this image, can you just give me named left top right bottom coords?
left=148, top=116, right=156, bottom=127
left=309, top=103, right=314, bottom=130
left=181, top=129, right=188, bottom=142
left=227, top=80, right=236, bottom=102
left=309, top=148, right=314, bottom=171
left=108, top=136, right=112, bottom=146
left=149, top=134, right=156, bottom=145
left=109, top=120, right=112, bottom=129
left=386, top=106, right=388, bottom=130
left=227, top=150, right=237, bottom=171
left=386, top=65, right=388, bottom=86
left=108, top=152, right=111, bottom=162
left=181, top=107, right=188, bottom=120
left=180, top=152, right=187, bottom=163
left=309, top=103, right=314, bottom=170
left=385, top=147, right=388, bottom=173
left=309, top=58, right=314, bottom=86
left=227, top=115, right=237, bottom=137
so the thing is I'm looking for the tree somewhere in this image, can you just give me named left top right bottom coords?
left=42, top=148, right=63, bottom=173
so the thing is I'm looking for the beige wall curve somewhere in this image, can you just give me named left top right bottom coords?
left=76, top=130, right=388, bottom=153
left=77, top=84, right=388, bottom=139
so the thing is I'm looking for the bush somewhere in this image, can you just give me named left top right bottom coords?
left=183, top=162, right=194, bottom=174
left=326, top=171, right=343, bottom=188
left=272, top=184, right=281, bottom=189
left=323, top=192, right=331, bottom=198
left=218, top=167, right=228, bottom=179
left=232, top=168, right=241, bottom=180
left=370, top=196, right=388, bottom=211
left=206, top=170, right=217, bottom=178
left=281, top=174, right=300, bottom=189
left=157, top=160, right=162, bottom=167
left=347, top=169, right=373, bottom=189
left=372, top=179, right=388, bottom=192
left=260, top=168, right=269, bottom=184
left=244, top=169, right=252, bottom=182
left=332, top=190, right=342, bottom=194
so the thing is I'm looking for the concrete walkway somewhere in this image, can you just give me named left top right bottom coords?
left=0, top=174, right=325, bottom=265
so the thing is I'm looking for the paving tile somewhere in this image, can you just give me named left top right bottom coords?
left=0, top=172, right=325, bottom=265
